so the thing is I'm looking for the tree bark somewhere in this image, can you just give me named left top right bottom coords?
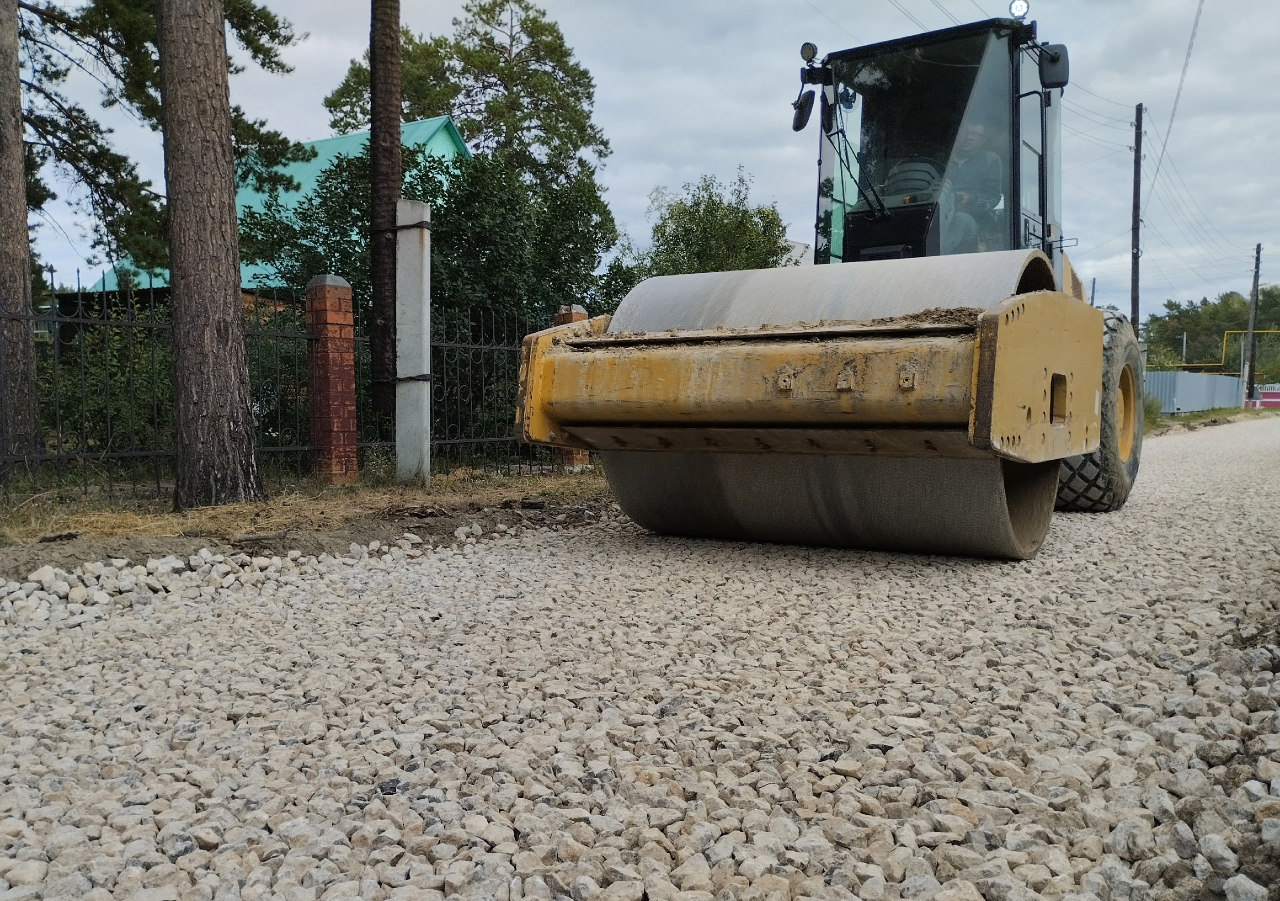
left=0, top=0, right=37, bottom=462
left=155, top=0, right=263, bottom=509
left=369, top=0, right=401, bottom=413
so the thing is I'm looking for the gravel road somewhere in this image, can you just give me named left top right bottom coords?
left=2, top=418, right=1278, bottom=901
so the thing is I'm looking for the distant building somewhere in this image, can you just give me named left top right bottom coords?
left=89, top=116, right=469, bottom=292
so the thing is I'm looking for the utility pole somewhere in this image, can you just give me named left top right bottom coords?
left=1181, top=331, right=1186, bottom=362
left=1090, top=277, right=1096, bottom=307
left=1130, top=103, right=1143, bottom=336
left=1243, top=243, right=1262, bottom=403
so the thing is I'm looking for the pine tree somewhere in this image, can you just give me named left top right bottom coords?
left=155, top=0, right=263, bottom=508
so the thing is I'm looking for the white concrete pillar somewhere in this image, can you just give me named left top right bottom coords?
left=396, top=199, right=431, bottom=483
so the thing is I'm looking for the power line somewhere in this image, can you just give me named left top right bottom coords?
left=1061, top=102, right=1130, bottom=130
left=925, top=0, right=962, bottom=25
left=1062, top=148, right=1127, bottom=172
left=966, top=0, right=990, bottom=17
left=1140, top=117, right=1249, bottom=266
left=799, top=0, right=857, bottom=39
left=885, top=0, right=928, bottom=31
left=1061, top=122, right=1132, bottom=153
left=1141, top=0, right=1204, bottom=217
left=1062, top=111, right=1131, bottom=137
left=1061, top=99, right=1130, bottom=124
left=1071, top=83, right=1132, bottom=108
left=1146, top=117, right=1242, bottom=256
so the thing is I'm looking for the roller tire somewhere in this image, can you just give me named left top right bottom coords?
left=1056, top=311, right=1144, bottom=512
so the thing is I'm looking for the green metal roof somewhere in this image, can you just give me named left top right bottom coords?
left=90, top=116, right=469, bottom=292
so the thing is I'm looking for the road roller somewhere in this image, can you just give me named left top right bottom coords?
left=515, top=14, right=1144, bottom=559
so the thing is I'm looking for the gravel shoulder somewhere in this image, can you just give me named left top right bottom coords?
left=1, top=418, right=1278, bottom=901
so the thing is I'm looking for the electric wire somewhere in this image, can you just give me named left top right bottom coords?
left=885, top=0, right=928, bottom=31
left=799, top=0, right=857, bottom=40
left=1146, top=117, right=1243, bottom=257
left=1146, top=165, right=1245, bottom=269
left=1140, top=119, right=1249, bottom=267
left=1061, top=99, right=1130, bottom=125
left=1141, top=0, right=1204, bottom=218
left=1060, top=122, right=1132, bottom=153
left=1061, top=102, right=1130, bottom=130
left=1062, top=148, right=1127, bottom=173
left=925, top=0, right=962, bottom=26
left=966, top=0, right=990, bottom=17
left=1070, top=83, right=1132, bottom=108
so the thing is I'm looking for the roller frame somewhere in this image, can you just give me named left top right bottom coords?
left=516, top=290, right=1102, bottom=465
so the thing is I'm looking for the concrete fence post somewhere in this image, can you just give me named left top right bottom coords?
left=553, top=304, right=591, bottom=469
left=396, top=199, right=431, bottom=483
left=306, top=274, right=358, bottom=484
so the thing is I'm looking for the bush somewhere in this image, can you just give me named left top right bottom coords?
left=1143, top=394, right=1164, bottom=431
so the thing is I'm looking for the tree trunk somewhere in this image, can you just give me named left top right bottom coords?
left=155, top=0, right=263, bottom=509
left=0, top=0, right=37, bottom=462
left=369, top=0, right=401, bottom=413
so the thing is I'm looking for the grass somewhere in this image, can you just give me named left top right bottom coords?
left=0, top=467, right=610, bottom=548
left=1146, top=403, right=1278, bottom=433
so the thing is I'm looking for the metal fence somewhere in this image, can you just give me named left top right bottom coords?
left=0, top=275, right=554, bottom=501
left=1147, top=370, right=1243, bottom=414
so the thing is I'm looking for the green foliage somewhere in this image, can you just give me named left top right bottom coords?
left=319, top=0, right=617, bottom=322
left=324, top=30, right=460, bottom=136
left=240, top=146, right=615, bottom=325
left=1144, top=287, right=1280, bottom=383
left=594, top=170, right=795, bottom=313
left=16, top=0, right=314, bottom=268
left=1143, top=394, right=1164, bottom=430
left=1145, top=345, right=1182, bottom=371
left=35, top=307, right=176, bottom=457
left=323, top=0, right=608, bottom=183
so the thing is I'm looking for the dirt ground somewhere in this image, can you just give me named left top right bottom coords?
left=0, top=468, right=612, bottom=581
left=2, top=408, right=1275, bottom=582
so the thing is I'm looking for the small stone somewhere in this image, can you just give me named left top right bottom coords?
left=571, top=875, right=601, bottom=901
left=4, top=861, right=47, bottom=886
left=1222, top=874, right=1267, bottom=901
left=934, top=880, right=984, bottom=901
left=603, top=882, right=644, bottom=901
left=1199, top=835, right=1237, bottom=874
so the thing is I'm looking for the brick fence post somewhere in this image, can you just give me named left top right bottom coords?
left=306, top=275, right=358, bottom=484
left=553, top=304, right=590, bottom=469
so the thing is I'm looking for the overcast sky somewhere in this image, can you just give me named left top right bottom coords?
left=34, top=0, right=1275, bottom=321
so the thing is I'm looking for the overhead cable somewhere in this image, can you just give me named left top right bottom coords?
left=799, top=0, right=857, bottom=39
left=885, top=0, right=928, bottom=31
left=1141, top=0, right=1204, bottom=217
left=925, top=0, right=962, bottom=25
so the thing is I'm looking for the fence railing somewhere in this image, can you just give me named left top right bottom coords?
left=1, top=276, right=555, bottom=501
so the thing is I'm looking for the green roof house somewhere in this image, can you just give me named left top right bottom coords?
left=90, top=116, right=469, bottom=291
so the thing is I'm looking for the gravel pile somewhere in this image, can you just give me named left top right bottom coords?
left=1, top=418, right=1278, bottom=901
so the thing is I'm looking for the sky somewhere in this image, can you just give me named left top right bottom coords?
left=32, top=0, right=1276, bottom=323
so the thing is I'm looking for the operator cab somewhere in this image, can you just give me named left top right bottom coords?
left=794, top=18, right=1069, bottom=285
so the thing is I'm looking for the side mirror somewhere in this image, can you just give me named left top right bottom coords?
left=792, top=90, right=815, bottom=132
left=1039, top=43, right=1069, bottom=90
left=820, top=92, right=834, bottom=134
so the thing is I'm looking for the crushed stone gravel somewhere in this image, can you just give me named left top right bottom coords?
left=1, top=418, right=1278, bottom=901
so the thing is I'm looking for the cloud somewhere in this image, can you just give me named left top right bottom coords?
left=32, top=0, right=1276, bottom=322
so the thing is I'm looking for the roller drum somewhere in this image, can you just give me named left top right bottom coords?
left=600, top=250, right=1064, bottom=560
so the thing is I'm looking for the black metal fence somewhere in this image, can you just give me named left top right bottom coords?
left=0, top=273, right=555, bottom=501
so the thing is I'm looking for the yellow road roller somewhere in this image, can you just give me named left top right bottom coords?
left=516, top=14, right=1143, bottom=559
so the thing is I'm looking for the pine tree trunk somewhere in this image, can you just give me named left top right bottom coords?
left=0, top=0, right=37, bottom=462
left=155, top=0, right=263, bottom=509
left=369, top=0, right=401, bottom=413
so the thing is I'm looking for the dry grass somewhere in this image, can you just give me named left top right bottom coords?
left=0, top=468, right=610, bottom=548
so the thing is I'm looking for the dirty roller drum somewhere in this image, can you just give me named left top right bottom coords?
left=599, top=250, right=1066, bottom=559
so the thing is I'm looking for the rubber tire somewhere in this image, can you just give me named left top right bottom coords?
left=1056, top=311, right=1144, bottom=512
